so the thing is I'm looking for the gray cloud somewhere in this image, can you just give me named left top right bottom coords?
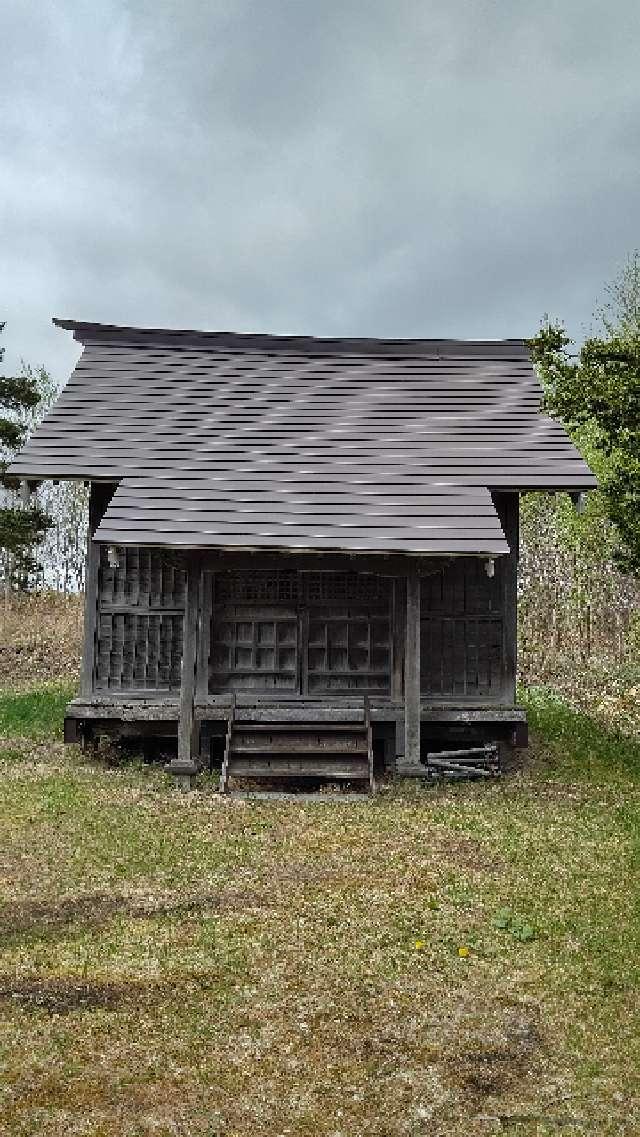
left=2, top=0, right=639, bottom=382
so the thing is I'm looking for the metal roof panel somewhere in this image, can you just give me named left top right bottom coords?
left=7, top=319, right=597, bottom=553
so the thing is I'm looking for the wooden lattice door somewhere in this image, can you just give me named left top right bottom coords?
left=209, top=571, right=300, bottom=692
left=208, top=570, right=392, bottom=696
left=304, top=573, right=392, bottom=694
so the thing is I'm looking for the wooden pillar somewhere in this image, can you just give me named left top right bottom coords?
left=80, top=536, right=100, bottom=699
left=391, top=577, right=406, bottom=703
left=392, top=577, right=406, bottom=760
left=166, top=552, right=201, bottom=789
left=403, top=569, right=421, bottom=767
left=196, top=564, right=212, bottom=704
left=80, top=483, right=115, bottom=699
left=493, top=493, right=519, bottom=704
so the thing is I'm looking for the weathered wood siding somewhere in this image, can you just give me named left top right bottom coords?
left=85, top=485, right=188, bottom=695
left=83, top=491, right=518, bottom=706
left=94, top=545, right=187, bottom=692
left=420, top=558, right=505, bottom=699
left=420, top=494, right=518, bottom=704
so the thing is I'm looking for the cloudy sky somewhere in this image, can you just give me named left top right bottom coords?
left=2, top=0, right=639, bottom=383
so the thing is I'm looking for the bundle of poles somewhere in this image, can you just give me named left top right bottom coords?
left=398, top=744, right=500, bottom=780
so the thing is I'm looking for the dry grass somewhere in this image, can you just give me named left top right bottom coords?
left=0, top=720, right=639, bottom=1136
left=0, top=592, right=82, bottom=687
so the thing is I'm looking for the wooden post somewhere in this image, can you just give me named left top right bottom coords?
left=166, top=552, right=201, bottom=789
left=80, top=537, right=100, bottom=699
left=391, top=577, right=406, bottom=762
left=493, top=493, right=519, bottom=704
left=391, top=577, right=405, bottom=703
left=80, top=483, right=113, bottom=699
left=196, top=564, right=212, bottom=704
left=403, top=569, right=421, bottom=768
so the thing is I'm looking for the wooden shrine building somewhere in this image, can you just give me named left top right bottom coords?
left=9, top=320, right=595, bottom=792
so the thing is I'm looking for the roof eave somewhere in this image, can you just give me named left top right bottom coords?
left=2, top=461, right=599, bottom=494
left=90, top=534, right=510, bottom=557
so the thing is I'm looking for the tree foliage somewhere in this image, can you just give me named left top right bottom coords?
left=596, top=250, right=640, bottom=339
left=528, top=257, right=640, bottom=576
left=21, top=364, right=89, bottom=592
left=0, top=325, right=52, bottom=589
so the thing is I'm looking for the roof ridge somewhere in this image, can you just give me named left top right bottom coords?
left=53, top=318, right=530, bottom=359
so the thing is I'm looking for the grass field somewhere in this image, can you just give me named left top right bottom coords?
left=0, top=684, right=639, bottom=1136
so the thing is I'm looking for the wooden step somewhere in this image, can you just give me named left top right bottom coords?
left=220, top=699, right=375, bottom=795
left=227, top=757, right=370, bottom=779
left=231, top=743, right=368, bottom=755
left=234, top=708, right=365, bottom=723
left=226, top=791, right=369, bottom=801
left=233, top=721, right=365, bottom=732
left=232, top=728, right=366, bottom=747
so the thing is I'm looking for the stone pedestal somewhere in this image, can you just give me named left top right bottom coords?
left=164, top=759, right=198, bottom=791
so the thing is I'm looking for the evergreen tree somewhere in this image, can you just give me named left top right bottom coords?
left=0, top=324, right=52, bottom=589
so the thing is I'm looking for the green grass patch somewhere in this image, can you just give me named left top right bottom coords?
left=0, top=684, right=638, bottom=1134
left=0, top=681, right=76, bottom=740
left=521, top=684, right=640, bottom=782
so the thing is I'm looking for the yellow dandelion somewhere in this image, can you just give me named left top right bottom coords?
left=414, top=940, right=426, bottom=950
left=458, top=946, right=470, bottom=958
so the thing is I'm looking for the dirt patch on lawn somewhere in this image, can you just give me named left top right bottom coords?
left=440, top=996, right=544, bottom=1100
left=0, top=976, right=154, bottom=1015
left=0, top=893, right=121, bottom=938
left=430, top=833, right=506, bottom=874
left=0, top=887, right=274, bottom=942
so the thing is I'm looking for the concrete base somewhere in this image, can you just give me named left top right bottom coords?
left=177, top=775, right=195, bottom=791
left=395, top=763, right=427, bottom=778
left=164, top=759, right=198, bottom=791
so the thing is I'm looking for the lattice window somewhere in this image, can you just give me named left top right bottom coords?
left=94, top=612, right=184, bottom=691
left=304, top=573, right=391, bottom=604
left=307, top=612, right=391, bottom=694
left=209, top=615, right=298, bottom=691
left=214, top=571, right=300, bottom=604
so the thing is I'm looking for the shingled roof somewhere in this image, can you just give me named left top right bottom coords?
left=8, top=319, right=596, bottom=556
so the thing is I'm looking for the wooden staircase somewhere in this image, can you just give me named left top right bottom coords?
left=220, top=698, right=375, bottom=797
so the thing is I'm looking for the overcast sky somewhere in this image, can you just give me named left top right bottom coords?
left=2, top=0, right=639, bottom=384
